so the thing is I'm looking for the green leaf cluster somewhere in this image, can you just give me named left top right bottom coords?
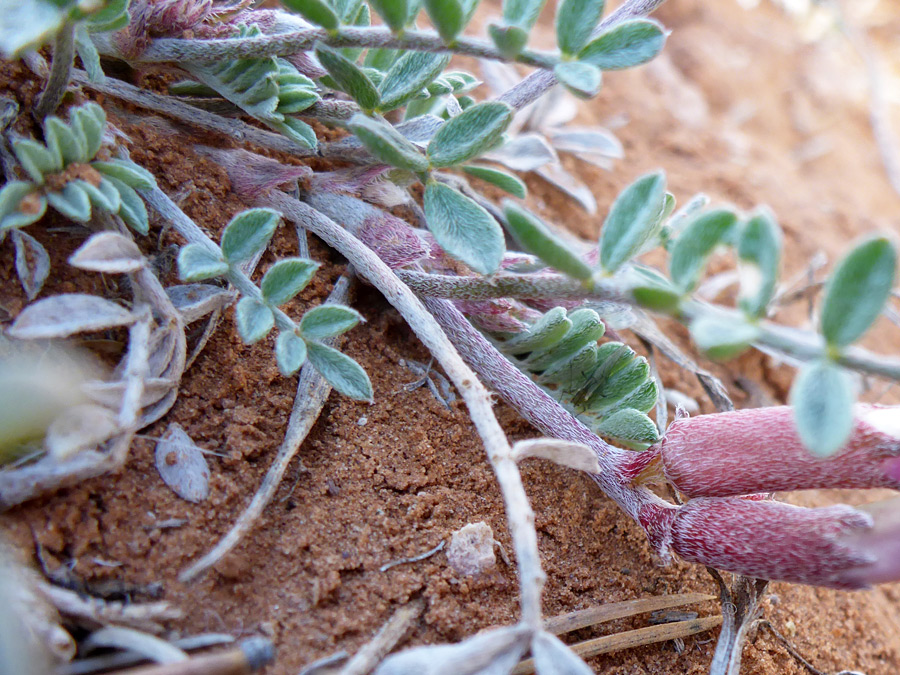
left=496, top=306, right=659, bottom=448
left=176, top=209, right=372, bottom=400
left=0, top=102, right=153, bottom=234
left=184, top=26, right=320, bottom=149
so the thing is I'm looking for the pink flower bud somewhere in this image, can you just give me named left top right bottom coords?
left=196, top=147, right=311, bottom=201
left=358, top=214, right=429, bottom=270
left=670, top=497, right=877, bottom=589
left=659, top=405, right=900, bottom=497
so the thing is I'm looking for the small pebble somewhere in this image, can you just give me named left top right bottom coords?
left=447, top=521, right=496, bottom=577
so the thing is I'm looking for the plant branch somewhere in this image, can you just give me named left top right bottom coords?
left=179, top=276, right=353, bottom=583
left=398, top=269, right=900, bottom=382
left=34, top=22, right=76, bottom=120
left=113, top=26, right=557, bottom=70
left=498, top=0, right=670, bottom=110
left=263, top=189, right=545, bottom=630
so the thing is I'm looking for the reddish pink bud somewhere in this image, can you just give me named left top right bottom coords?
left=670, top=497, right=877, bottom=589
left=358, top=215, right=429, bottom=270
left=196, top=147, right=311, bottom=201
left=659, top=405, right=900, bottom=497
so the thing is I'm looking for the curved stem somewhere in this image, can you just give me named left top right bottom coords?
left=264, top=189, right=546, bottom=631
left=34, top=22, right=76, bottom=120
left=112, top=26, right=558, bottom=71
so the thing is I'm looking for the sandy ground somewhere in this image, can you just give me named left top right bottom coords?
left=2, top=1, right=900, bottom=673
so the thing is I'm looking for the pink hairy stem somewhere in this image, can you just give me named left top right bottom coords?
left=657, top=405, right=900, bottom=498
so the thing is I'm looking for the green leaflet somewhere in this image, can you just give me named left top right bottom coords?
left=790, top=359, right=855, bottom=457
left=503, top=0, right=546, bottom=30
left=235, top=297, right=275, bottom=344
left=689, top=314, right=760, bottom=361
left=737, top=209, right=782, bottom=318
left=220, top=208, right=280, bottom=264
left=592, top=408, right=659, bottom=448
left=502, top=201, right=592, bottom=280
left=315, top=45, right=380, bottom=111
left=275, top=331, right=308, bottom=376
left=598, top=171, right=667, bottom=273
left=555, top=0, right=605, bottom=56
left=820, top=237, right=897, bottom=349
left=348, top=114, right=429, bottom=172
left=307, top=341, right=373, bottom=401
left=178, top=244, right=229, bottom=282
left=668, top=208, right=738, bottom=293
left=464, top=165, right=527, bottom=198
left=299, top=304, right=363, bottom=339
left=368, top=0, right=409, bottom=32
left=378, top=51, right=451, bottom=111
left=553, top=61, right=602, bottom=99
left=260, top=258, right=320, bottom=306
left=281, top=0, right=339, bottom=29
left=579, top=19, right=667, bottom=70
left=427, top=101, right=513, bottom=167
left=423, top=181, right=505, bottom=275
left=504, top=306, right=572, bottom=354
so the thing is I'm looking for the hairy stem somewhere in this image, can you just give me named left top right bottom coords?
left=398, top=269, right=900, bottom=383
left=112, top=26, right=557, bottom=70
left=34, top=22, right=76, bottom=120
left=264, top=189, right=545, bottom=630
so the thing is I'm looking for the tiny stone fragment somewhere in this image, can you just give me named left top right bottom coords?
left=155, top=423, right=210, bottom=503
left=447, top=521, right=496, bottom=576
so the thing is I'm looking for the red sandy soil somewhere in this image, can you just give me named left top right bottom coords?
left=2, top=1, right=900, bottom=673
